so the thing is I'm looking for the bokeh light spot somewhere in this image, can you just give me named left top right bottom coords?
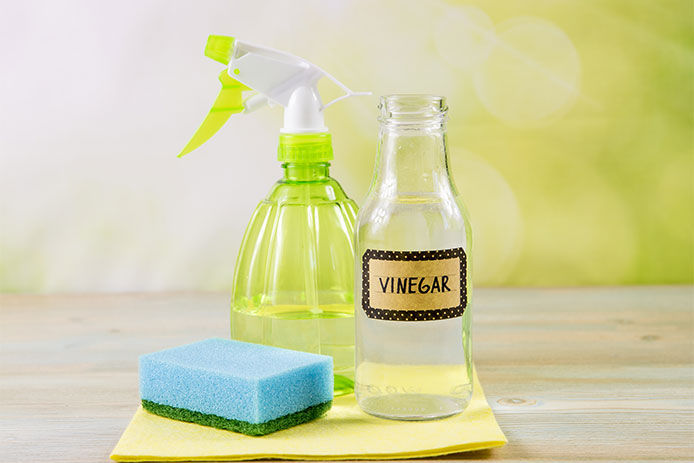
left=450, top=150, right=523, bottom=284
left=434, top=5, right=495, bottom=71
left=473, top=17, right=581, bottom=125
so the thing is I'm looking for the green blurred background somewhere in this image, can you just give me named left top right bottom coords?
left=0, top=0, right=692, bottom=291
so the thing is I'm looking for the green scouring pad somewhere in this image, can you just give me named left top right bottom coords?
left=139, top=338, right=334, bottom=436
left=141, top=399, right=332, bottom=436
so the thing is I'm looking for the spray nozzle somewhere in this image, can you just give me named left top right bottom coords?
left=205, top=35, right=236, bottom=65
left=178, top=35, right=369, bottom=157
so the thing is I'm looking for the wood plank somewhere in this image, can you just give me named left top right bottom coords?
left=1, top=287, right=692, bottom=462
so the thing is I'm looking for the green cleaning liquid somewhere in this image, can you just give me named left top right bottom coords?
left=230, top=154, right=358, bottom=396
left=231, top=304, right=355, bottom=395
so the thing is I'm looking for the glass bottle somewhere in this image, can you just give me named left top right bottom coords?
left=231, top=133, right=358, bottom=396
left=355, top=95, right=473, bottom=419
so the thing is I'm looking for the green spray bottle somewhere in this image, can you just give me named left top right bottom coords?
left=180, top=36, right=367, bottom=395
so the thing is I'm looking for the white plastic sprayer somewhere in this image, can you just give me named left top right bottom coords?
left=179, top=35, right=368, bottom=156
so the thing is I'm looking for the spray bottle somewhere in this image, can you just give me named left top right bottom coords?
left=180, top=36, right=367, bottom=395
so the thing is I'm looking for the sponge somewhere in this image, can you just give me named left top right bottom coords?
left=139, top=338, right=333, bottom=436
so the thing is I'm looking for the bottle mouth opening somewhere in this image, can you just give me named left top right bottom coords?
left=379, top=94, right=448, bottom=125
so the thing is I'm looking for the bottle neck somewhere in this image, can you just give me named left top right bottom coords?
left=282, top=162, right=330, bottom=182
left=373, top=125, right=450, bottom=196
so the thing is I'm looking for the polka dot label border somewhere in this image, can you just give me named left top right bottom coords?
left=361, top=247, right=468, bottom=321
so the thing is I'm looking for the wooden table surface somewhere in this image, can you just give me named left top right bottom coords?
left=1, top=287, right=693, bottom=462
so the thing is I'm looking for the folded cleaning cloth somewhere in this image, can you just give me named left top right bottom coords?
left=111, top=369, right=506, bottom=461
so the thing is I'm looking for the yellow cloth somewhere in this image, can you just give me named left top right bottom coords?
left=110, top=370, right=506, bottom=461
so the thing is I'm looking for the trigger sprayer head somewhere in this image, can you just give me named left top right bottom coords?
left=178, top=35, right=369, bottom=158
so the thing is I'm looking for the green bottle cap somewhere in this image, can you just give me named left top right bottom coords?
left=277, top=133, right=333, bottom=163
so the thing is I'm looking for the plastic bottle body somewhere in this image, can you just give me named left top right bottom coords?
left=355, top=95, right=473, bottom=419
left=231, top=162, right=357, bottom=395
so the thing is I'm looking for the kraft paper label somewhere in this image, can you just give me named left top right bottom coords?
left=361, top=248, right=467, bottom=321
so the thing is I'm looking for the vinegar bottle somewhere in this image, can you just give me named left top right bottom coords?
left=355, top=95, right=473, bottom=420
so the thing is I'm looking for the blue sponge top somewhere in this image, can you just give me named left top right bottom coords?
left=139, top=338, right=333, bottom=424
